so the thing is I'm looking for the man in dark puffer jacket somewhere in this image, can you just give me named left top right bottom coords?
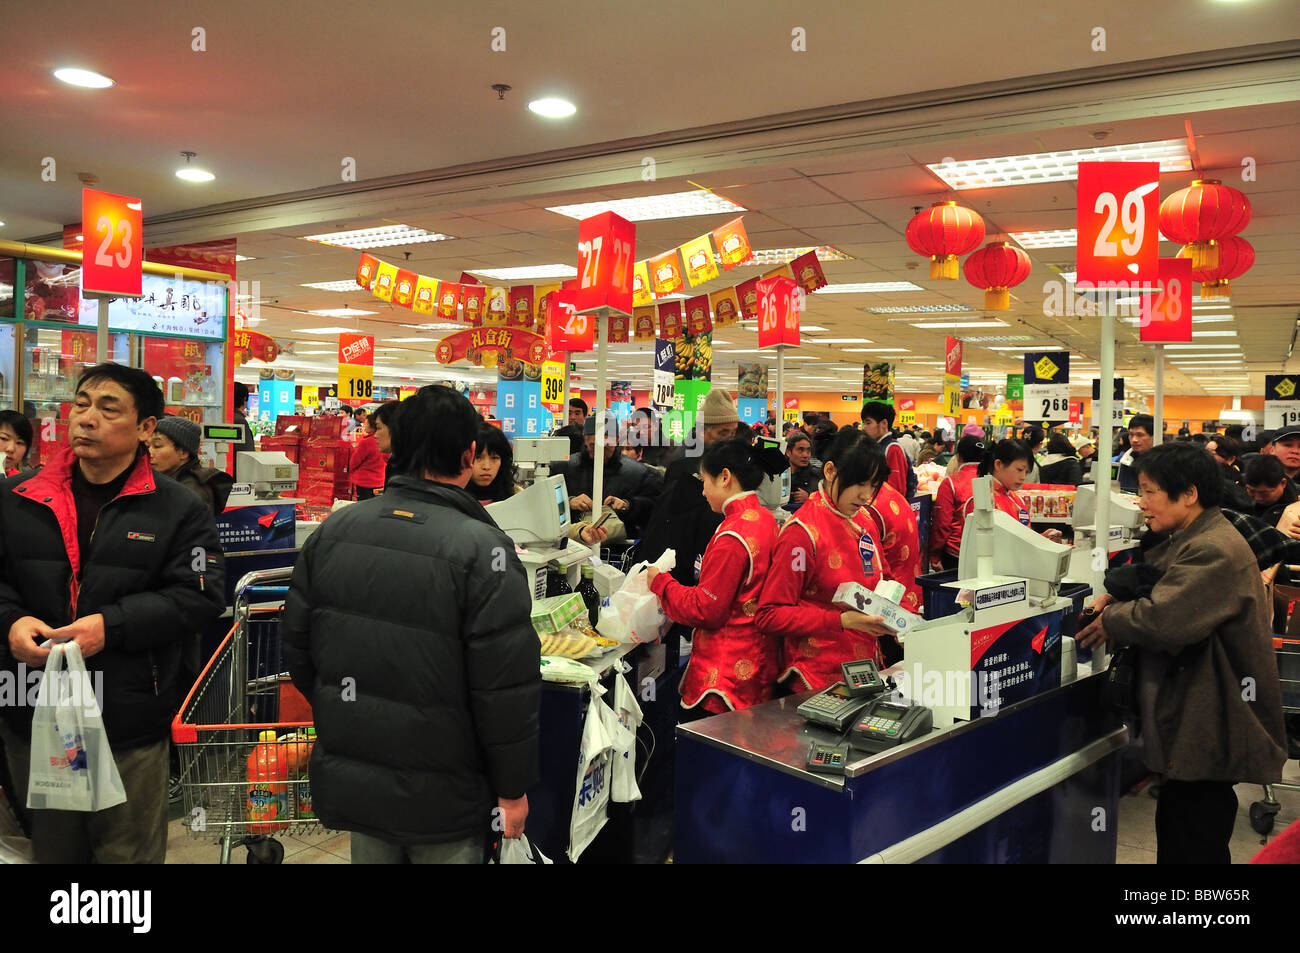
left=283, top=385, right=539, bottom=863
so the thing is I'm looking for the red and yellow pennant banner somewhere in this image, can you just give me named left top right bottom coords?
left=230, top=329, right=280, bottom=367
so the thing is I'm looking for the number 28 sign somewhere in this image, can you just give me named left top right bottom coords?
left=81, top=188, right=143, bottom=297
left=575, top=211, right=636, bottom=316
left=1076, top=162, right=1160, bottom=285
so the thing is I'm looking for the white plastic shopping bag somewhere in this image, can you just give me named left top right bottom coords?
left=606, top=672, right=643, bottom=804
left=604, top=548, right=676, bottom=644
left=497, top=835, right=553, bottom=865
left=27, top=643, right=126, bottom=813
left=567, top=692, right=615, bottom=862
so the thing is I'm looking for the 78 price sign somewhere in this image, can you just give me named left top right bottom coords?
left=576, top=211, right=636, bottom=315
left=1076, top=162, right=1160, bottom=285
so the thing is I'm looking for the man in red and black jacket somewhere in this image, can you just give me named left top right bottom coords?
left=0, top=363, right=224, bottom=863
left=861, top=401, right=917, bottom=500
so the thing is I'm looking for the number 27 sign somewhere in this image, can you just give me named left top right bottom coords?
left=1076, top=162, right=1159, bottom=285
left=576, top=211, right=635, bottom=315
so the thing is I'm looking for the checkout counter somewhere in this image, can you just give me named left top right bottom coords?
left=675, top=477, right=1131, bottom=864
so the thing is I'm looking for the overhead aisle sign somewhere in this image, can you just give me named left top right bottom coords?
left=1092, top=379, right=1125, bottom=428
left=1264, top=375, right=1300, bottom=429
left=942, top=336, right=962, bottom=416
left=1023, top=352, right=1070, bottom=423
left=1140, top=257, right=1193, bottom=343
left=338, top=333, right=374, bottom=404
left=81, top=188, right=143, bottom=298
left=1076, top=162, right=1160, bottom=285
left=575, top=212, right=636, bottom=315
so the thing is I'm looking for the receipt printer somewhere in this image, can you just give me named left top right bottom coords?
left=832, top=580, right=918, bottom=637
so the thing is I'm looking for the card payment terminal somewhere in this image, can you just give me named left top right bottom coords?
left=850, top=696, right=934, bottom=753
left=796, top=659, right=889, bottom=731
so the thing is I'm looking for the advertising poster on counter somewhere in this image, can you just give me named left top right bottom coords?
left=737, top=362, right=769, bottom=426
left=862, top=362, right=894, bottom=405
left=968, top=612, right=1063, bottom=720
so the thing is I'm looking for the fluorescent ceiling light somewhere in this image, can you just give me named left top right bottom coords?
left=815, top=282, right=924, bottom=294
left=235, top=255, right=255, bottom=262
left=301, top=280, right=364, bottom=292
left=806, top=338, right=873, bottom=344
left=546, top=190, right=745, bottom=222
left=303, top=225, right=454, bottom=250
left=470, top=264, right=577, bottom=281
left=176, top=167, right=215, bottom=183
left=53, top=67, right=114, bottom=88
left=926, top=138, right=1191, bottom=190
left=910, top=320, right=1009, bottom=329
left=1193, top=303, right=1232, bottom=310
left=843, top=347, right=909, bottom=353
left=865, top=304, right=975, bottom=314
left=1191, top=316, right=1235, bottom=324
left=1164, top=344, right=1241, bottom=350
left=528, top=98, right=577, bottom=118
left=739, top=246, right=853, bottom=266
left=292, top=326, right=366, bottom=334
left=306, top=308, right=377, bottom=318
left=785, top=356, right=820, bottom=361
left=799, top=326, right=829, bottom=332
left=290, top=350, right=336, bottom=355
left=1192, top=330, right=1237, bottom=337
left=988, top=345, right=1057, bottom=351
left=1011, top=228, right=1170, bottom=248
left=382, top=338, right=443, bottom=343
left=400, top=322, right=463, bottom=331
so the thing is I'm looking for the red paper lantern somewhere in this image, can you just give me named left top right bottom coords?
left=1178, top=235, right=1253, bottom=300
left=1158, top=179, right=1251, bottom=271
left=962, top=241, right=1031, bottom=310
left=905, top=201, right=986, bottom=279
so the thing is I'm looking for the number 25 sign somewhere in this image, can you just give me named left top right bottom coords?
left=81, top=188, right=143, bottom=297
left=1076, top=162, right=1159, bottom=285
left=576, top=211, right=636, bottom=316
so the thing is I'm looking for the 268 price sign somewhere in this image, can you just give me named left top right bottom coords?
left=81, top=188, right=143, bottom=297
left=1023, top=383, right=1071, bottom=422
left=575, top=211, right=636, bottom=315
left=1076, top=162, right=1160, bottom=285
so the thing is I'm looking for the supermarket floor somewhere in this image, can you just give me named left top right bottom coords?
left=154, top=761, right=1300, bottom=865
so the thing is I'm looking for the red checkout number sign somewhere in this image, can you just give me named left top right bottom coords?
left=81, top=188, right=143, bottom=297
left=547, top=290, right=592, bottom=352
left=1075, top=162, right=1160, bottom=285
left=575, top=211, right=636, bottom=316
left=756, top=276, right=799, bottom=347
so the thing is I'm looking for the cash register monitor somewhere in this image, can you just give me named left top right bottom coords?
left=1071, top=484, right=1144, bottom=532
left=957, top=508, right=1070, bottom=585
left=484, top=473, right=570, bottom=547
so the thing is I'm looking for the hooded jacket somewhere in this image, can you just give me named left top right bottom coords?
left=159, top=456, right=234, bottom=516
left=1037, top=453, right=1083, bottom=486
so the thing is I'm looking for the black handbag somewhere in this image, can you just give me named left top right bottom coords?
left=1100, top=643, right=1140, bottom=718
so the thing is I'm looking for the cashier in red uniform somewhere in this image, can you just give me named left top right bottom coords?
left=647, top=440, right=786, bottom=716
left=963, top=438, right=1033, bottom=525
left=865, top=476, right=922, bottom=614
left=348, top=411, right=389, bottom=500
left=928, top=435, right=986, bottom=571
left=756, top=429, right=895, bottom=693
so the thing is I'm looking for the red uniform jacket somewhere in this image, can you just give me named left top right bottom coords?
left=349, top=433, right=388, bottom=491
left=930, top=463, right=980, bottom=561
left=651, top=492, right=779, bottom=713
left=756, top=485, right=889, bottom=693
left=882, top=438, right=910, bottom=499
left=962, top=479, right=1030, bottom=526
left=865, top=481, right=922, bottom=613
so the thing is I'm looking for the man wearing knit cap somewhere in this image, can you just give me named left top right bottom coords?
left=148, top=415, right=234, bottom=517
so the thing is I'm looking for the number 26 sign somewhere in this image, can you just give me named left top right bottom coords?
left=1076, top=162, right=1159, bottom=285
left=81, top=188, right=143, bottom=297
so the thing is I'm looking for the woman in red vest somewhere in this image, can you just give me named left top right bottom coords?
left=647, top=440, right=786, bottom=716
left=928, top=435, right=986, bottom=571
left=348, top=410, right=390, bottom=499
left=962, top=438, right=1033, bottom=526
left=866, top=477, right=923, bottom=614
left=757, top=429, right=894, bottom=693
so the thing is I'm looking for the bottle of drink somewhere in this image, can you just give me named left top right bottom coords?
left=245, top=729, right=289, bottom=833
left=578, top=563, right=601, bottom=627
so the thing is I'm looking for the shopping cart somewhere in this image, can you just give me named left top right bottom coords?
left=1249, top=636, right=1300, bottom=835
left=171, top=567, right=330, bottom=863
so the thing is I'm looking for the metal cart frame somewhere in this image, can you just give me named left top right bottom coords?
left=1249, top=636, right=1300, bottom=835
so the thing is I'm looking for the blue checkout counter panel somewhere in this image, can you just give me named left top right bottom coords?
left=675, top=671, right=1127, bottom=864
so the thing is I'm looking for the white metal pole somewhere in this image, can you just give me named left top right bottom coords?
left=592, top=308, right=608, bottom=519
left=1152, top=344, right=1164, bottom=446
left=1093, top=308, right=1115, bottom=673
left=775, top=344, right=785, bottom=434
left=97, top=302, right=109, bottom=363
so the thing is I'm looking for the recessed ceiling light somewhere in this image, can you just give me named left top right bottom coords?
left=303, top=225, right=454, bottom=250
left=528, top=98, right=577, bottom=118
left=927, top=139, right=1192, bottom=190
left=53, top=67, right=114, bottom=88
left=546, top=190, right=745, bottom=222
left=303, top=308, right=378, bottom=318
left=909, top=320, right=1009, bottom=329
left=471, top=264, right=578, bottom=281
left=815, top=282, right=924, bottom=294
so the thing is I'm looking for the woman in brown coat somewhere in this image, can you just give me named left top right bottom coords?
left=1079, top=442, right=1287, bottom=864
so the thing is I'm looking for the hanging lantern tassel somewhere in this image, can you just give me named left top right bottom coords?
left=1185, top=238, right=1219, bottom=272
left=1179, top=235, right=1253, bottom=302
left=906, top=201, right=985, bottom=281
left=963, top=242, right=1031, bottom=313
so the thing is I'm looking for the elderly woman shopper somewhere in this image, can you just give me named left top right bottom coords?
left=1078, top=442, right=1287, bottom=864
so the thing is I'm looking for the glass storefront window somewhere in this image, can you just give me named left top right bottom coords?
left=0, top=324, right=14, bottom=410
left=24, top=325, right=130, bottom=468
left=139, top=336, right=226, bottom=425
left=0, top=258, right=14, bottom=320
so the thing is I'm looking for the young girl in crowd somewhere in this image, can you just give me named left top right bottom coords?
left=757, top=429, right=894, bottom=693
left=0, top=411, right=32, bottom=476
left=469, top=423, right=518, bottom=504
left=647, top=439, right=787, bottom=715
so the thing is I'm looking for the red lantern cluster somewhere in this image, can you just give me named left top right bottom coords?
left=1158, top=179, right=1251, bottom=271
left=905, top=201, right=985, bottom=279
left=1178, top=234, right=1254, bottom=300
left=962, top=242, right=1031, bottom=311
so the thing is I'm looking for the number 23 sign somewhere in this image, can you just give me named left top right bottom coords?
left=1076, top=162, right=1159, bottom=285
left=81, top=188, right=143, bottom=297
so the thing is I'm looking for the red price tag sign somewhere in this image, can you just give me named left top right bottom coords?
left=575, top=211, right=636, bottom=315
left=756, top=276, right=799, bottom=348
left=1076, top=162, right=1160, bottom=285
left=546, top=290, right=593, bottom=352
left=945, top=336, right=963, bottom=376
left=1140, top=257, right=1193, bottom=343
left=81, top=188, right=143, bottom=297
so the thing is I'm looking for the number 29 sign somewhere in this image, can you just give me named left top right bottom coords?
left=1076, top=162, right=1160, bottom=285
left=81, top=188, right=143, bottom=297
